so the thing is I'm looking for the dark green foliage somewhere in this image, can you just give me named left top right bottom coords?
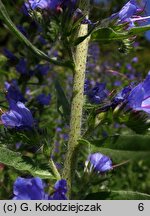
left=91, top=25, right=150, bottom=42
left=55, top=79, right=71, bottom=124
left=85, top=190, right=150, bottom=200
left=91, top=135, right=150, bottom=151
left=0, top=0, right=74, bottom=69
left=0, top=147, right=55, bottom=179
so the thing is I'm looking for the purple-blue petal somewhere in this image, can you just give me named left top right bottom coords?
left=88, top=153, right=112, bottom=173
left=1, top=101, right=34, bottom=129
left=13, top=177, right=48, bottom=200
left=88, top=83, right=108, bottom=104
left=36, top=94, right=51, bottom=105
left=119, top=1, right=137, bottom=21
left=126, top=72, right=150, bottom=113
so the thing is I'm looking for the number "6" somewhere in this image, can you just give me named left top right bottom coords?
left=138, top=203, right=144, bottom=211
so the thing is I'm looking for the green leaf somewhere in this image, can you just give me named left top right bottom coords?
left=129, top=25, right=150, bottom=35
left=0, top=147, right=55, bottom=179
left=91, top=25, right=150, bottom=42
left=47, top=19, right=60, bottom=42
left=0, top=0, right=74, bottom=69
left=91, top=27, right=128, bottom=41
left=85, top=190, right=150, bottom=200
left=125, top=112, right=150, bottom=134
left=73, top=25, right=96, bottom=46
left=91, top=135, right=150, bottom=151
left=79, top=137, right=150, bottom=164
left=55, top=79, right=71, bottom=124
left=78, top=138, right=91, bottom=146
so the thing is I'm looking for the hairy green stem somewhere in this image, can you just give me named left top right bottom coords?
left=62, top=2, right=90, bottom=198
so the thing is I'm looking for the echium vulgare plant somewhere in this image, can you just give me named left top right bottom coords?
left=0, top=0, right=150, bottom=200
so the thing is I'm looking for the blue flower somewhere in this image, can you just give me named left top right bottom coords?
left=114, top=80, right=122, bottom=87
left=13, top=177, right=49, bottom=200
left=25, top=0, right=77, bottom=12
left=36, top=93, right=51, bottom=105
left=132, top=57, right=138, bottom=63
left=73, top=8, right=93, bottom=25
left=21, top=3, right=30, bottom=16
left=84, top=79, right=90, bottom=95
left=17, top=25, right=28, bottom=38
left=112, top=85, right=132, bottom=106
left=87, top=83, right=108, bottom=104
left=5, top=80, right=26, bottom=103
left=36, top=64, right=50, bottom=76
left=118, top=0, right=138, bottom=22
left=1, top=100, right=34, bottom=129
left=3, top=48, right=17, bottom=62
left=111, top=0, right=150, bottom=28
left=12, top=177, right=67, bottom=200
left=50, top=179, right=67, bottom=200
left=127, top=72, right=150, bottom=113
left=16, top=59, right=28, bottom=75
left=25, top=0, right=62, bottom=11
left=25, top=0, right=51, bottom=10
left=85, top=153, right=112, bottom=173
left=38, top=36, right=47, bottom=45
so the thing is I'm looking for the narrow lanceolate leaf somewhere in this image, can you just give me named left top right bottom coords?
left=0, top=147, right=55, bottom=179
left=55, top=79, right=71, bottom=124
left=0, top=0, right=74, bottom=69
left=91, top=25, right=150, bottom=41
left=80, top=138, right=150, bottom=164
left=91, top=135, right=150, bottom=151
left=85, top=190, right=150, bottom=200
left=129, top=25, right=150, bottom=35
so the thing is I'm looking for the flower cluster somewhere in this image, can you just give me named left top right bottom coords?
left=111, top=0, right=150, bottom=28
left=25, top=0, right=60, bottom=11
left=13, top=177, right=67, bottom=200
left=25, top=0, right=76, bottom=11
left=1, top=45, right=52, bottom=130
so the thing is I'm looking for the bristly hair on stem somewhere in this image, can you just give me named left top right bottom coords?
left=62, top=0, right=90, bottom=199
